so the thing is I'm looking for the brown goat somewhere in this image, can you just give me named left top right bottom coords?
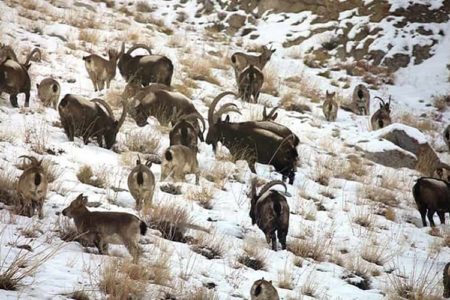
left=238, top=64, right=264, bottom=103
left=36, top=78, right=60, bottom=108
left=161, top=145, right=199, bottom=184
left=322, top=90, right=338, bottom=122
left=249, top=179, right=290, bottom=251
left=83, top=48, right=119, bottom=91
left=0, top=47, right=41, bottom=107
left=370, top=96, right=392, bottom=130
left=62, top=194, right=147, bottom=261
left=412, top=177, right=450, bottom=227
left=250, top=278, right=280, bottom=300
left=342, top=84, right=370, bottom=115
left=16, top=156, right=48, bottom=219
left=127, top=156, right=155, bottom=211
left=231, top=45, right=275, bottom=83
left=444, top=262, right=450, bottom=298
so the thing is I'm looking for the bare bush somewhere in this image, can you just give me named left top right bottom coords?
left=124, top=130, right=161, bottom=155
left=180, top=57, right=220, bottom=85
left=148, top=202, right=192, bottom=242
left=76, top=165, right=106, bottom=188
left=191, top=232, right=224, bottom=260
left=186, top=186, right=214, bottom=209
left=237, top=239, right=267, bottom=270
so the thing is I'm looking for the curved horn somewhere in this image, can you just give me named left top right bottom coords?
left=126, top=44, right=152, bottom=56
left=181, top=113, right=206, bottom=135
left=207, top=91, right=238, bottom=126
left=374, top=96, right=386, bottom=106
left=258, top=180, right=287, bottom=198
left=214, top=103, right=241, bottom=124
left=116, top=99, right=128, bottom=131
left=24, top=48, right=41, bottom=66
left=92, top=99, right=114, bottom=117
left=137, top=154, right=142, bottom=165
left=19, top=155, right=39, bottom=166
left=120, top=42, right=125, bottom=57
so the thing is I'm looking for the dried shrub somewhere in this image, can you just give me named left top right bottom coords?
left=78, top=29, right=99, bottom=44
left=124, top=130, right=161, bottom=155
left=191, top=232, right=224, bottom=260
left=186, top=186, right=214, bottom=209
left=261, top=65, right=279, bottom=96
left=279, top=91, right=311, bottom=113
left=237, top=240, right=267, bottom=270
left=76, top=165, right=105, bottom=188
left=180, top=57, right=220, bottom=85
left=148, top=203, right=192, bottom=242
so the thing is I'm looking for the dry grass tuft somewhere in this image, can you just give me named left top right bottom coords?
left=279, top=91, right=311, bottom=113
left=202, top=162, right=231, bottom=190
left=288, top=227, right=334, bottom=262
left=278, top=260, right=295, bottom=290
left=148, top=202, right=192, bottom=242
left=238, top=239, right=267, bottom=270
left=397, top=112, right=437, bottom=133
left=78, top=29, right=99, bottom=44
left=124, top=130, right=161, bottom=155
left=261, top=66, right=280, bottom=97
left=76, top=165, right=106, bottom=188
left=191, top=232, right=225, bottom=260
left=135, top=1, right=153, bottom=12
left=186, top=186, right=214, bottom=209
left=432, top=94, right=449, bottom=112
left=180, top=57, right=220, bottom=85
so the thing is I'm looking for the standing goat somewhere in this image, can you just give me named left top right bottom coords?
left=62, top=194, right=147, bottom=262
left=36, top=78, right=60, bottom=108
left=351, top=84, right=370, bottom=115
left=322, top=90, right=338, bottom=121
left=412, top=177, right=450, bottom=227
left=370, top=96, right=392, bottom=130
left=127, top=156, right=155, bottom=211
left=83, top=48, right=119, bottom=91
left=58, top=94, right=126, bottom=149
left=118, top=43, right=173, bottom=86
left=206, top=92, right=298, bottom=183
left=249, top=179, right=290, bottom=251
left=161, top=145, right=199, bottom=184
left=444, top=262, right=450, bottom=298
left=250, top=278, right=280, bottom=300
left=16, top=156, right=48, bottom=219
left=231, top=45, right=275, bottom=83
left=238, top=65, right=264, bottom=103
left=0, top=46, right=41, bottom=107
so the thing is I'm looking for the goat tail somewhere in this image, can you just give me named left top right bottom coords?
left=140, top=221, right=148, bottom=235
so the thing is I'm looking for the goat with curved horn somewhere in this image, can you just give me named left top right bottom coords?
left=371, top=95, right=392, bottom=130
left=23, top=48, right=41, bottom=66
left=126, top=44, right=152, bottom=55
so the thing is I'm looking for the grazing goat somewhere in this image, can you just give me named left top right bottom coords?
left=169, top=117, right=200, bottom=152
left=128, top=86, right=205, bottom=140
left=444, top=262, right=450, bottom=298
left=370, top=96, right=392, bottom=130
left=36, top=78, right=60, bottom=108
left=238, top=65, right=264, bottom=103
left=322, top=90, right=338, bottom=121
left=62, top=194, right=147, bottom=261
left=0, top=47, right=41, bottom=107
left=127, top=156, right=155, bottom=211
left=249, top=179, right=289, bottom=251
left=58, top=94, right=126, bottom=149
left=118, top=43, right=173, bottom=86
left=206, top=92, right=298, bottom=184
left=231, top=45, right=275, bottom=83
left=412, top=177, right=450, bottom=227
left=161, top=145, right=199, bottom=184
left=351, top=84, right=370, bottom=115
left=16, top=156, right=48, bottom=219
left=250, top=278, right=280, bottom=300
left=83, top=48, right=119, bottom=91
left=444, top=124, right=450, bottom=152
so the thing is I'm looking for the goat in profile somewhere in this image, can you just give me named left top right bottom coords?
left=83, top=48, right=119, bottom=91
left=370, top=96, right=392, bottom=130
left=127, top=156, right=155, bottom=211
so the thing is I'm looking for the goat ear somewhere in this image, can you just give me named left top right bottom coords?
left=271, top=49, right=276, bottom=53
left=81, top=196, right=88, bottom=205
left=379, top=103, right=383, bottom=109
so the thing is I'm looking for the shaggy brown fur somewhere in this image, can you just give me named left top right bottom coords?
left=161, top=145, right=199, bottom=184
left=127, top=156, right=155, bottom=211
left=37, top=78, right=60, bottom=108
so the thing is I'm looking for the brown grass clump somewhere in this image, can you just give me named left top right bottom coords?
left=261, top=66, right=279, bottom=97
left=361, top=185, right=398, bottom=207
left=124, top=130, right=161, bottom=155
left=432, top=94, right=449, bottom=112
left=279, top=91, right=311, bottom=113
left=76, top=165, right=105, bottom=188
left=202, top=162, right=230, bottom=190
left=397, top=112, right=437, bottom=133
left=278, top=260, right=294, bottom=290
left=135, top=1, right=153, bottom=12
left=0, top=165, right=17, bottom=205
left=191, top=232, right=224, bottom=260
left=148, top=203, right=192, bottom=242
left=238, top=239, right=267, bottom=270
left=78, top=29, right=99, bottom=44
left=180, top=57, right=220, bottom=85
left=186, top=186, right=214, bottom=209
left=288, top=228, right=333, bottom=262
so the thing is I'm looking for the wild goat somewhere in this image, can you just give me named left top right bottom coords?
left=161, top=145, right=199, bottom=184
left=36, top=78, right=60, bottom=108
left=444, top=262, right=450, bottom=298
left=206, top=92, right=298, bottom=183
left=16, top=156, right=48, bottom=219
left=58, top=94, right=126, bottom=149
left=0, top=46, right=41, bottom=107
left=249, top=179, right=289, bottom=251
left=351, top=84, right=370, bottom=115
left=62, top=194, right=147, bottom=261
left=169, top=116, right=201, bottom=152
left=238, top=65, right=264, bottom=103
left=322, top=90, right=338, bottom=121
left=128, top=86, right=205, bottom=140
left=412, top=177, right=450, bottom=227
left=127, top=156, right=155, bottom=211
left=83, top=48, right=119, bottom=91
left=444, top=125, right=450, bottom=152
left=231, top=45, right=275, bottom=82
left=250, top=278, right=280, bottom=300
left=118, top=43, right=173, bottom=86
left=371, top=96, right=392, bottom=130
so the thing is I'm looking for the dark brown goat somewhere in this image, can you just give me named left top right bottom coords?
left=412, top=177, right=450, bottom=227
left=0, top=46, right=41, bottom=107
left=128, top=87, right=205, bottom=141
left=118, top=43, right=173, bottom=86
left=58, top=94, right=126, bottom=149
left=169, top=116, right=199, bottom=152
left=206, top=92, right=298, bottom=184
left=370, top=96, right=392, bottom=130
left=256, top=107, right=299, bottom=147
left=249, top=179, right=289, bottom=251
left=444, top=262, right=450, bottom=298
left=238, top=65, right=264, bottom=103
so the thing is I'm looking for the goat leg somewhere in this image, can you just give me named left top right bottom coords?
left=418, top=207, right=427, bottom=227
left=10, top=94, right=18, bottom=108
left=24, top=91, right=30, bottom=107
left=427, top=209, right=436, bottom=227
left=278, top=230, right=287, bottom=250
left=438, top=211, right=446, bottom=224
left=271, top=232, right=277, bottom=251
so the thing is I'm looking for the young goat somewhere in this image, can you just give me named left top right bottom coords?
left=238, top=65, right=264, bottom=103
left=412, top=177, right=450, bottom=227
left=444, top=262, right=450, bottom=298
left=249, top=179, right=290, bottom=251
left=62, top=194, right=147, bottom=261
left=16, top=156, right=48, bottom=219
left=351, top=84, right=370, bottom=115
left=231, top=45, right=275, bottom=83
left=322, top=90, right=338, bottom=121
left=250, top=278, right=280, bottom=300
left=370, top=96, right=392, bottom=130
left=127, top=156, right=155, bottom=211
left=36, top=78, right=60, bottom=108
left=83, top=48, right=119, bottom=91
left=161, top=145, right=199, bottom=184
